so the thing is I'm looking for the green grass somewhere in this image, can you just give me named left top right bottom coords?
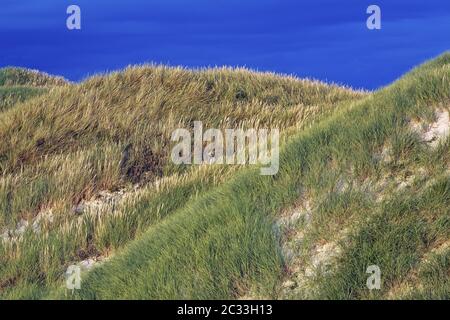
left=0, top=67, right=68, bottom=115
left=1, top=53, right=449, bottom=300
left=69, top=53, right=449, bottom=300
left=0, top=87, right=48, bottom=112
left=62, top=171, right=284, bottom=299
left=0, top=67, right=67, bottom=87
left=0, top=65, right=361, bottom=299
left=314, top=176, right=449, bottom=299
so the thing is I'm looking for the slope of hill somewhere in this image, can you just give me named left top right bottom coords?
left=0, top=54, right=448, bottom=300
left=56, top=53, right=449, bottom=300
left=0, top=67, right=68, bottom=112
left=0, top=66, right=363, bottom=299
left=0, top=67, right=67, bottom=87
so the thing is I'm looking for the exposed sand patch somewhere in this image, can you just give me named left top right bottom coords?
left=276, top=192, right=353, bottom=298
left=373, top=143, right=393, bottom=164
left=275, top=199, right=312, bottom=236
left=274, top=198, right=312, bottom=265
left=76, top=255, right=110, bottom=272
left=1, top=184, right=142, bottom=244
left=72, top=186, right=141, bottom=217
left=280, top=232, right=348, bottom=299
left=411, top=109, right=449, bottom=148
left=1, top=209, right=54, bottom=243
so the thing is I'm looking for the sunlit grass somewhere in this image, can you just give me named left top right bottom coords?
left=1, top=53, right=449, bottom=299
left=0, top=65, right=362, bottom=298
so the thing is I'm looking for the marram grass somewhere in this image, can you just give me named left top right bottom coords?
left=0, top=54, right=449, bottom=299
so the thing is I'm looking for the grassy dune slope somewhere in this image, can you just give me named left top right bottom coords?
left=1, top=54, right=449, bottom=300
left=0, top=67, right=68, bottom=112
left=61, top=53, right=450, bottom=300
left=0, top=66, right=362, bottom=298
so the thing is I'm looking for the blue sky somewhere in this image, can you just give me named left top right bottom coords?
left=1, top=0, right=449, bottom=89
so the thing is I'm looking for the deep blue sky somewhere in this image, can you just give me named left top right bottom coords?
left=1, top=0, right=449, bottom=89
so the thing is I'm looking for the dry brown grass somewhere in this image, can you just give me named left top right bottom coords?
left=0, top=65, right=364, bottom=298
left=0, top=65, right=363, bottom=228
